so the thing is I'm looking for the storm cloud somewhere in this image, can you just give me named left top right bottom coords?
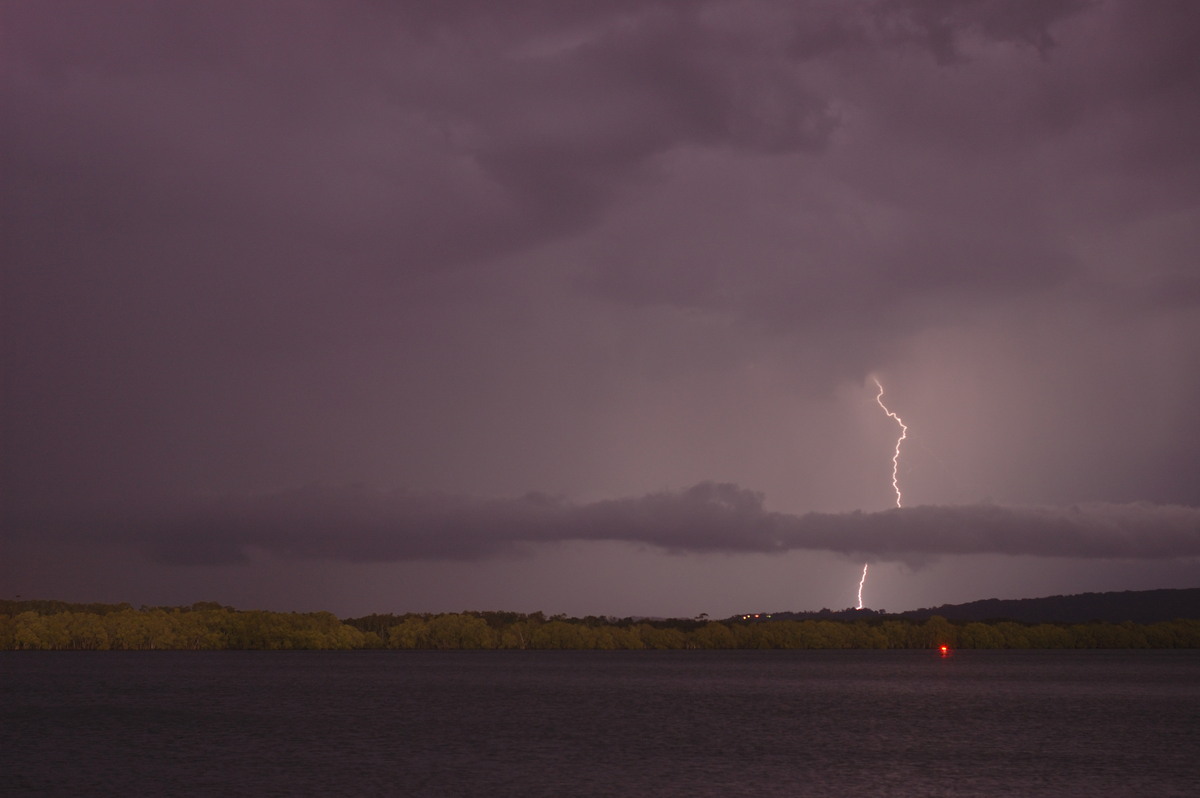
left=3, top=1, right=1198, bottom=615
left=18, top=484, right=1196, bottom=567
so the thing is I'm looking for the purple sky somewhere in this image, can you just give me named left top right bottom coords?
left=3, top=0, right=1198, bottom=618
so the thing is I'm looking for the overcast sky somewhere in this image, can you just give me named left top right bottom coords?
left=3, top=0, right=1198, bottom=618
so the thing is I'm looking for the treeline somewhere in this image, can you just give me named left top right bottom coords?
left=2, top=600, right=1198, bottom=650
left=346, top=612, right=1200, bottom=650
left=0, top=602, right=371, bottom=650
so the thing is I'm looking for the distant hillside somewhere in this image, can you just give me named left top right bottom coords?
left=899, top=588, right=1200, bottom=624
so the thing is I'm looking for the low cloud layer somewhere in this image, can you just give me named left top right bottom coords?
left=18, top=483, right=1198, bottom=566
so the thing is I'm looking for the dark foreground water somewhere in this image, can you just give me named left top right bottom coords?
left=2, top=649, right=1198, bottom=797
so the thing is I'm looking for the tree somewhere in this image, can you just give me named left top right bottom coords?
left=426, top=613, right=494, bottom=649
left=635, top=624, right=686, bottom=650
left=388, top=616, right=430, bottom=649
left=919, top=616, right=957, bottom=648
left=958, top=622, right=1004, bottom=649
left=692, top=622, right=736, bottom=649
left=531, top=620, right=588, bottom=649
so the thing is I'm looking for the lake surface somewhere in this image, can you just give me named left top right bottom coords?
left=2, top=649, right=1198, bottom=797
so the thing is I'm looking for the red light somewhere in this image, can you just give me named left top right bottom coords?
left=940, top=645, right=948, bottom=652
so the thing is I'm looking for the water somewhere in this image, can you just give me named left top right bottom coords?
left=3, top=650, right=1198, bottom=797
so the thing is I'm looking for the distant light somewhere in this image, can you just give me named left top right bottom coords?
left=939, top=645, right=950, bottom=657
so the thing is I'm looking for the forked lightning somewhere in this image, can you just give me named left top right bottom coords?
left=857, top=378, right=909, bottom=609
left=873, top=377, right=908, bottom=509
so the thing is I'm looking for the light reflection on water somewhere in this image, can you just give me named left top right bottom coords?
left=3, top=650, right=1198, bottom=797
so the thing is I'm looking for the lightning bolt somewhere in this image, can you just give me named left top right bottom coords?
left=873, top=377, right=908, bottom=509
left=856, top=563, right=868, bottom=610
left=855, top=378, right=909, bottom=610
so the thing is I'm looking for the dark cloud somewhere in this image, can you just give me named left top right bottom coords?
left=881, top=0, right=1093, bottom=62
left=13, top=483, right=1196, bottom=567
left=2, top=0, right=839, bottom=274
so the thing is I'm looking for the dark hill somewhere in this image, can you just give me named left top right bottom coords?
left=899, top=588, right=1200, bottom=624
